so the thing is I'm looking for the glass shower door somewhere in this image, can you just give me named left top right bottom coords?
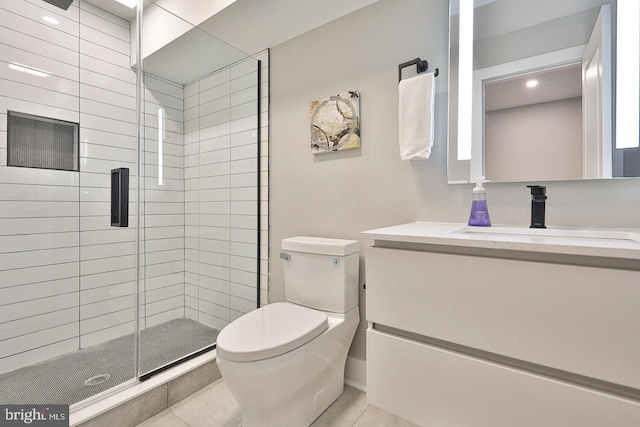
left=137, top=0, right=261, bottom=378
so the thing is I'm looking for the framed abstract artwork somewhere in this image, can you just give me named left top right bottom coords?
left=310, top=91, right=360, bottom=154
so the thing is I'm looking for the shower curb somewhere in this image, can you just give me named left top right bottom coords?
left=71, top=353, right=220, bottom=427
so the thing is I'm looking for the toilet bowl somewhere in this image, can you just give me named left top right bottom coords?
left=216, top=236, right=360, bottom=427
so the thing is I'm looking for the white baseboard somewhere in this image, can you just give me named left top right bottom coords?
left=344, top=356, right=366, bottom=392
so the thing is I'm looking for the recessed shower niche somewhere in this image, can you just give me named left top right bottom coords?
left=7, top=111, right=79, bottom=172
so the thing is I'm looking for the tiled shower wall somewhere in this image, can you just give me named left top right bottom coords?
left=0, top=0, right=186, bottom=374
left=0, top=0, right=139, bottom=374
left=141, top=74, right=185, bottom=329
left=183, top=51, right=269, bottom=331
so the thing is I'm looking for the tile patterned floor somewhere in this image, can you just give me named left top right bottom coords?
left=136, top=379, right=418, bottom=427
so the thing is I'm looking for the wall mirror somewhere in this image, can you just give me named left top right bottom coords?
left=448, top=0, right=640, bottom=184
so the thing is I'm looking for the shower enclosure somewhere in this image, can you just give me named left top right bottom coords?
left=0, top=0, right=266, bottom=407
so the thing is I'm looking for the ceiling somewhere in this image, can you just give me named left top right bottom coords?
left=484, top=64, right=582, bottom=112
left=83, top=0, right=380, bottom=84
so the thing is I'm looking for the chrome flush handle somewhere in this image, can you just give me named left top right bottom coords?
left=280, top=252, right=291, bottom=261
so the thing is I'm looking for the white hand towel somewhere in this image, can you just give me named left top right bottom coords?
left=399, top=72, right=435, bottom=160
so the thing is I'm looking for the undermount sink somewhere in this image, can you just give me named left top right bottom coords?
left=453, top=225, right=640, bottom=244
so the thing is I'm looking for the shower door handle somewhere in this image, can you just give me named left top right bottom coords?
left=111, top=168, right=129, bottom=227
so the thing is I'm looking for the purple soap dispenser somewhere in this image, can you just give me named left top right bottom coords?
left=468, top=176, right=491, bottom=227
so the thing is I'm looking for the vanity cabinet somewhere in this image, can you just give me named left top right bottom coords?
left=363, top=222, right=640, bottom=427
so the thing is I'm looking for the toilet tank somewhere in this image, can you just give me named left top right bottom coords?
left=282, top=236, right=360, bottom=313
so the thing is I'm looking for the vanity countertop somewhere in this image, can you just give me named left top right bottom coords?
left=361, top=222, right=640, bottom=261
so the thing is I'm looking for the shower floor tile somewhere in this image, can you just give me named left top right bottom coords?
left=0, top=318, right=218, bottom=406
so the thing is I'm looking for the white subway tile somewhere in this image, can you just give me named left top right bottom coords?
left=199, top=275, right=229, bottom=294
left=199, top=263, right=229, bottom=281
left=146, top=307, right=183, bottom=327
left=200, top=162, right=231, bottom=178
left=81, top=282, right=134, bottom=305
left=0, top=43, right=77, bottom=80
left=199, top=300, right=229, bottom=321
left=145, top=260, right=184, bottom=278
left=81, top=54, right=135, bottom=84
left=200, top=69, right=230, bottom=91
left=80, top=39, right=129, bottom=68
left=144, top=75, right=183, bottom=100
left=230, top=296, right=256, bottom=314
left=0, top=8, right=78, bottom=51
left=230, top=214, right=257, bottom=230
left=230, top=86, right=257, bottom=107
left=0, top=183, right=78, bottom=201
left=0, top=277, right=77, bottom=306
left=200, top=251, right=230, bottom=268
left=230, top=269, right=257, bottom=288
left=198, top=288, right=228, bottom=307
left=0, top=232, right=78, bottom=253
left=145, top=249, right=184, bottom=266
left=0, top=26, right=78, bottom=67
left=81, top=113, right=137, bottom=136
left=80, top=307, right=134, bottom=335
left=81, top=242, right=135, bottom=260
left=11, top=0, right=79, bottom=36
left=0, top=78, right=78, bottom=111
left=81, top=128, right=136, bottom=151
left=200, top=122, right=230, bottom=141
left=80, top=294, right=134, bottom=320
left=0, top=307, right=77, bottom=342
left=146, top=295, right=182, bottom=317
left=231, top=101, right=257, bottom=121
left=80, top=321, right=133, bottom=348
left=230, top=59, right=258, bottom=80
left=0, top=260, right=78, bottom=289
left=80, top=229, right=135, bottom=245
left=80, top=268, right=135, bottom=291
left=199, top=214, right=230, bottom=228
left=81, top=83, right=136, bottom=110
left=145, top=272, right=183, bottom=291
left=0, top=338, right=78, bottom=375
left=230, top=129, right=257, bottom=148
left=197, top=312, right=228, bottom=331
left=230, top=187, right=258, bottom=201
left=200, top=135, right=231, bottom=153
left=230, top=72, right=257, bottom=94
left=230, top=115, right=257, bottom=134
left=200, top=96, right=230, bottom=116
left=229, top=281, right=257, bottom=302
left=81, top=99, right=136, bottom=124
left=0, top=247, right=78, bottom=271
left=185, top=307, right=198, bottom=320
left=230, top=255, right=258, bottom=274
left=0, top=292, right=77, bottom=323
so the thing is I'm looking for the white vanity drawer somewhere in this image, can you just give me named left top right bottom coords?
left=367, top=329, right=640, bottom=427
left=365, top=247, right=640, bottom=388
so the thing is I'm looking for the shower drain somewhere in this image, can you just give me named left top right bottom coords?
left=84, top=374, right=111, bottom=387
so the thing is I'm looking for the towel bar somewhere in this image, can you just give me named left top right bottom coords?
left=399, top=58, right=439, bottom=82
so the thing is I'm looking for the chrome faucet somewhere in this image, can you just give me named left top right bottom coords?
left=527, top=185, right=547, bottom=228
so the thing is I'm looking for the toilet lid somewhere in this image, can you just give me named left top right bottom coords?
left=216, top=302, right=328, bottom=362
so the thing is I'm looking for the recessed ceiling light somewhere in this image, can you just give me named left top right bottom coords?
left=43, top=16, right=59, bottom=24
left=8, top=63, right=49, bottom=77
left=114, top=0, right=137, bottom=8
left=526, top=79, right=539, bottom=88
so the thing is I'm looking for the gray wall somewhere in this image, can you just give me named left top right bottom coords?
left=485, top=98, right=583, bottom=182
left=269, top=0, right=640, bottom=361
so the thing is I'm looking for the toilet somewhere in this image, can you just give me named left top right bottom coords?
left=216, top=236, right=360, bottom=427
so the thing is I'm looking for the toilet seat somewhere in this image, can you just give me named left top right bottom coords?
left=216, top=302, right=328, bottom=362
